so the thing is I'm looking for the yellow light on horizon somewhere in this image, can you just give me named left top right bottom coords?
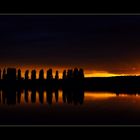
left=85, top=71, right=120, bottom=77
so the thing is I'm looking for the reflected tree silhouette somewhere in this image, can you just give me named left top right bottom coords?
left=38, top=88, right=44, bottom=104
left=31, top=88, right=36, bottom=103
left=46, top=87, right=53, bottom=105
left=25, top=88, right=28, bottom=103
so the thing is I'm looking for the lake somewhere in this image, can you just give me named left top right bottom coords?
left=0, top=89, right=140, bottom=125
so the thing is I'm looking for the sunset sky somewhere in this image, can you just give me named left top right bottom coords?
left=0, top=15, right=140, bottom=78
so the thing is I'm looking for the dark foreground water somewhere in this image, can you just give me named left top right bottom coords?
left=0, top=90, right=140, bottom=125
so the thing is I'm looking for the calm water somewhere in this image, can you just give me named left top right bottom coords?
left=0, top=90, right=140, bottom=125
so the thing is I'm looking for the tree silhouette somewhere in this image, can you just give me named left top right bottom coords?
left=73, top=68, right=79, bottom=79
left=55, top=70, right=59, bottom=80
left=67, top=69, right=73, bottom=79
left=17, top=69, right=21, bottom=80
left=6, top=68, right=16, bottom=81
left=25, top=70, right=29, bottom=80
left=0, top=69, right=1, bottom=79
left=39, top=69, right=44, bottom=80
left=47, top=69, right=53, bottom=80
left=31, top=70, right=36, bottom=80
left=79, top=68, right=84, bottom=79
left=62, top=70, right=67, bottom=80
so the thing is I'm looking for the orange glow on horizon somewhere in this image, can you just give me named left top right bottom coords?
left=85, top=71, right=120, bottom=77
left=19, top=69, right=124, bottom=79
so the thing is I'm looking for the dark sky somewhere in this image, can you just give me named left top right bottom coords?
left=0, top=15, right=140, bottom=75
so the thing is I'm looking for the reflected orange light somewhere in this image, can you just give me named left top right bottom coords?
left=85, top=92, right=116, bottom=100
left=21, top=93, right=24, bottom=104
left=19, top=91, right=63, bottom=105
left=116, top=94, right=139, bottom=97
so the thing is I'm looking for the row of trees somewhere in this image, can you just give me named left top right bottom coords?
left=0, top=68, right=84, bottom=80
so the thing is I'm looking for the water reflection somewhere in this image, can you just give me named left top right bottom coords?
left=62, top=88, right=84, bottom=105
left=1, top=87, right=140, bottom=106
left=0, top=87, right=85, bottom=106
left=2, top=87, right=17, bottom=105
left=25, top=88, right=28, bottom=103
